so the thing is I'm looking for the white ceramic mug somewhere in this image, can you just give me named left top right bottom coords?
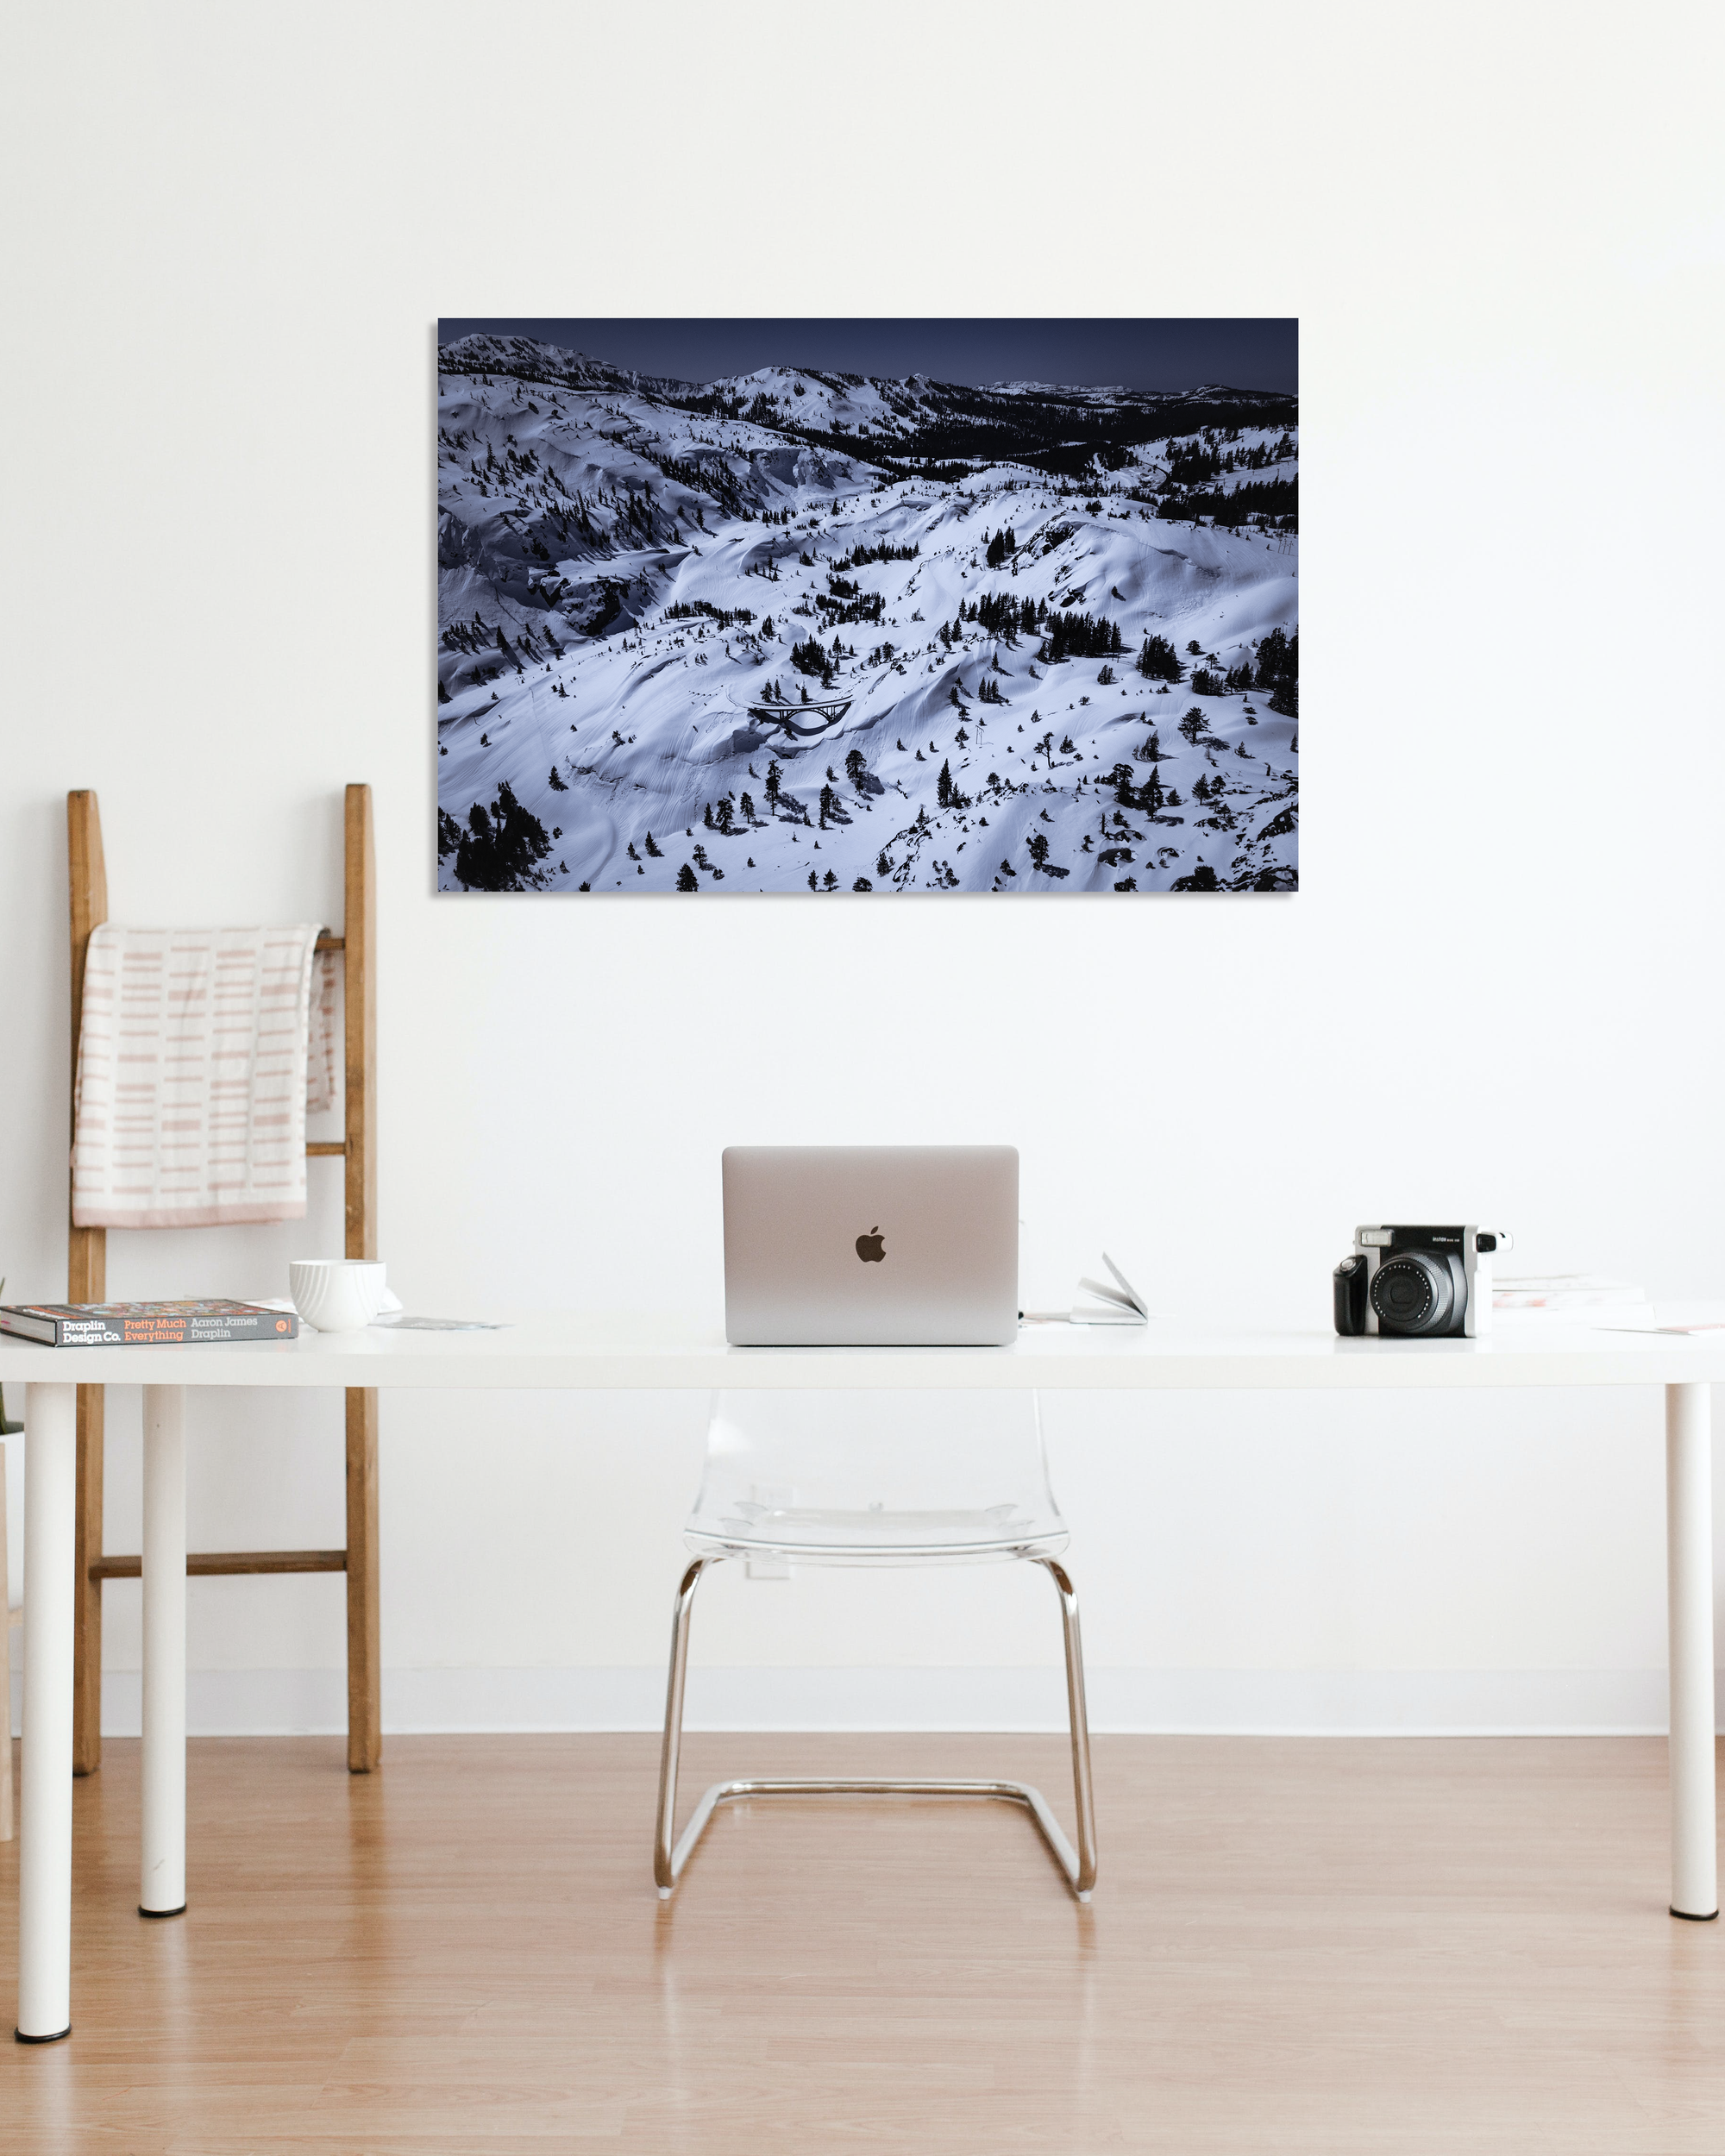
left=289, top=1258, right=388, bottom=1334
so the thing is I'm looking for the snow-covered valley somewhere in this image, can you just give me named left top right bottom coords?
left=437, top=334, right=1298, bottom=894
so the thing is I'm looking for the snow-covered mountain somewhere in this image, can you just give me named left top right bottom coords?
left=436, top=334, right=1298, bottom=893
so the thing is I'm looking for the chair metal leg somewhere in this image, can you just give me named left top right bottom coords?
left=1038, top=1556, right=1098, bottom=1898
left=652, top=1551, right=1100, bottom=1903
left=654, top=1557, right=712, bottom=1895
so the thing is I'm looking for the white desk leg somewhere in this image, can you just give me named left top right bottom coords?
left=141, top=1385, right=186, bottom=1918
left=16, top=1382, right=76, bottom=2042
left=1666, top=1381, right=1718, bottom=1920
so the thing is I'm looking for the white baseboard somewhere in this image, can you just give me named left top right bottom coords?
left=24, top=1664, right=1706, bottom=1739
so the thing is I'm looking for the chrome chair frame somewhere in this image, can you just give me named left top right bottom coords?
left=653, top=1551, right=1098, bottom=1902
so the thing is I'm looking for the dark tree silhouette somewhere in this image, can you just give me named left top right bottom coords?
left=837, top=538, right=919, bottom=568
left=452, top=782, right=554, bottom=892
left=1130, top=630, right=1190, bottom=681
left=1040, top=611, right=1124, bottom=663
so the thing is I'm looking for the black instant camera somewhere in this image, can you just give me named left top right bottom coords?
left=1333, top=1225, right=1511, bottom=1339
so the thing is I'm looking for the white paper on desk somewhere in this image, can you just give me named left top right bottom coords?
left=368, top=1313, right=511, bottom=1332
left=1598, top=1319, right=1725, bottom=1336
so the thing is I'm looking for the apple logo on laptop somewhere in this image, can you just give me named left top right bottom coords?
left=856, top=1226, right=885, bottom=1263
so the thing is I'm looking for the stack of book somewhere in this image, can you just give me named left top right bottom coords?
left=0, top=1300, right=298, bottom=1345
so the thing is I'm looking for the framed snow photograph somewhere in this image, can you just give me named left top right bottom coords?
left=436, top=319, right=1298, bottom=893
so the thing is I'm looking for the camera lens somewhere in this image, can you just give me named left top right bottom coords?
left=1370, top=1251, right=1456, bottom=1336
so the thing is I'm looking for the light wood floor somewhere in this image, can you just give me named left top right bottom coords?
left=3, top=1733, right=1723, bottom=2152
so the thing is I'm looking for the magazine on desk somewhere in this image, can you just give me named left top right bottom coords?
left=0, top=1300, right=298, bottom=1346
left=1070, top=1255, right=1155, bottom=1326
left=1019, top=1255, right=1159, bottom=1327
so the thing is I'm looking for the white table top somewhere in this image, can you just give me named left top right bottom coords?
left=1, top=1313, right=1721, bottom=1390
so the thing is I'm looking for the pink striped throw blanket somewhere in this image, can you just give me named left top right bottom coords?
left=72, top=924, right=326, bottom=1228
left=306, top=946, right=338, bottom=1115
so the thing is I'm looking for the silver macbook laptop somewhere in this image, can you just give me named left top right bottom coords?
left=723, top=1145, right=1019, bottom=1346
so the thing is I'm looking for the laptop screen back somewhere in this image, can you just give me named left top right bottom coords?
left=722, top=1145, right=1019, bottom=1346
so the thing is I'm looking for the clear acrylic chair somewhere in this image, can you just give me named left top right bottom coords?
left=654, top=1389, right=1096, bottom=1901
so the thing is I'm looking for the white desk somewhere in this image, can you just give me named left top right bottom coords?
left=5, top=1315, right=1720, bottom=2042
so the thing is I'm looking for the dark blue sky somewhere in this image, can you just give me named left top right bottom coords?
left=436, top=319, right=1297, bottom=395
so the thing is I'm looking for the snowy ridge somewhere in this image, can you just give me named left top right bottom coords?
left=436, top=334, right=1298, bottom=893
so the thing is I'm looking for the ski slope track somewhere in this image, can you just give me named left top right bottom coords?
left=436, top=335, right=1299, bottom=895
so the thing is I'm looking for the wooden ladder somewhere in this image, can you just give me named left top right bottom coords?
left=66, top=784, right=381, bottom=1775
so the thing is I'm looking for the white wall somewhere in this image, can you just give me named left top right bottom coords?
left=4, top=2, right=1722, bottom=1736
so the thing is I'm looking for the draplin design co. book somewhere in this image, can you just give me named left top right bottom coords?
left=0, top=1300, right=299, bottom=1346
